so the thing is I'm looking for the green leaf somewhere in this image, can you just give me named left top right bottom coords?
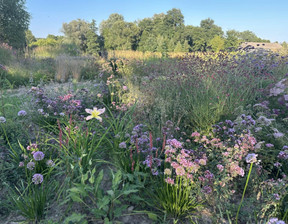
left=104, top=217, right=112, bottom=224
left=107, top=190, right=114, bottom=196
left=122, top=189, right=138, bottom=195
left=112, top=170, right=122, bottom=190
left=89, top=168, right=96, bottom=184
left=63, top=213, right=87, bottom=224
left=98, top=196, right=110, bottom=210
left=94, top=170, right=104, bottom=193
left=147, top=212, right=158, bottom=220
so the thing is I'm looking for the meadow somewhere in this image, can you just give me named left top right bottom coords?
left=1, top=44, right=288, bottom=224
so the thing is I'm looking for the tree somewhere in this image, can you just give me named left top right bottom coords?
left=224, top=29, right=241, bottom=50
left=164, top=8, right=184, bottom=29
left=209, top=36, right=225, bottom=52
left=25, top=30, right=36, bottom=46
left=0, top=0, right=30, bottom=49
left=174, top=41, right=182, bottom=52
left=200, top=18, right=223, bottom=41
left=62, top=19, right=100, bottom=53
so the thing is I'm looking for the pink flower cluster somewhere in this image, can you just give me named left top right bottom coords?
left=164, top=139, right=207, bottom=185
left=59, top=94, right=73, bottom=101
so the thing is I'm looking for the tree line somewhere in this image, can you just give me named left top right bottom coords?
left=0, top=0, right=273, bottom=54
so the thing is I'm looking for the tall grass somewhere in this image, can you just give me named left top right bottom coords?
left=115, top=51, right=288, bottom=133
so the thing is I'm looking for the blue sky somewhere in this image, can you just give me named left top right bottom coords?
left=26, top=0, right=288, bottom=42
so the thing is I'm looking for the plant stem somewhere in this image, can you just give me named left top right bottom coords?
left=235, top=162, right=253, bottom=224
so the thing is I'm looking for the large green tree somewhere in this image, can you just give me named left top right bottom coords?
left=0, top=0, right=30, bottom=49
left=100, top=14, right=140, bottom=50
left=62, top=19, right=100, bottom=54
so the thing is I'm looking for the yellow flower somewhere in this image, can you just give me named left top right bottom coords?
left=85, top=107, right=105, bottom=122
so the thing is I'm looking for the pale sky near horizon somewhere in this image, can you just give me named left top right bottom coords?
left=26, top=0, right=288, bottom=43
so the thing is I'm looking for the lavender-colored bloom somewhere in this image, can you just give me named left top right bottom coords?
left=167, top=139, right=182, bottom=148
left=217, top=164, right=224, bottom=172
left=19, top=162, right=24, bottom=167
left=273, top=193, right=280, bottom=200
left=0, top=116, right=6, bottom=123
left=278, top=151, right=288, bottom=160
left=27, top=161, right=35, bottom=170
left=32, top=173, right=43, bottom=185
left=46, top=160, right=55, bottom=167
left=267, top=217, right=285, bottom=224
left=273, top=132, right=284, bottom=138
left=38, top=109, right=44, bottom=114
left=17, top=110, right=27, bottom=116
left=33, top=151, right=45, bottom=161
left=274, top=162, right=282, bottom=167
left=201, top=185, right=212, bottom=194
left=266, top=143, right=274, bottom=148
left=284, top=95, right=288, bottom=101
left=119, top=142, right=127, bottom=149
left=245, top=153, right=258, bottom=163
left=59, top=112, right=65, bottom=116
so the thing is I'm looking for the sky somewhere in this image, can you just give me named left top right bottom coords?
left=26, top=0, right=288, bottom=43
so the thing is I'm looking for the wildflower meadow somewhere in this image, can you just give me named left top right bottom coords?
left=1, top=45, right=288, bottom=224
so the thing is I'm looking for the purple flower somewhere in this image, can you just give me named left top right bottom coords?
left=33, top=151, right=45, bottom=161
left=201, top=185, right=212, bottom=194
left=274, top=162, right=282, bottom=167
left=17, top=110, right=27, bottom=116
left=19, top=162, right=24, bottom=167
left=273, top=193, right=280, bottom=200
left=119, top=142, right=127, bottom=149
left=278, top=151, right=288, bottom=160
left=46, top=160, right=55, bottom=167
left=167, top=139, right=182, bottom=148
left=217, top=164, right=224, bottom=172
left=266, top=143, right=274, bottom=148
left=32, top=173, right=43, bottom=185
left=27, top=161, right=35, bottom=170
left=267, top=217, right=285, bottom=224
left=245, top=153, right=258, bottom=163
left=0, top=116, right=6, bottom=123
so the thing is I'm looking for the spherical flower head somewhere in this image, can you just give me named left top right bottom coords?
left=85, top=107, right=105, bottom=122
left=267, top=218, right=285, bottom=224
left=59, top=112, right=65, bottom=116
left=19, top=162, right=24, bottom=167
left=33, top=151, right=45, bottom=161
left=46, top=159, right=55, bottom=167
left=0, top=116, right=6, bottom=123
left=123, top=86, right=128, bottom=91
left=32, top=173, right=43, bottom=185
left=17, top=110, right=27, bottom=116
left=119, top=142, right=127, bottom=149
left=245, top=153, right=258, bottom=164
left=164, top=168, right=172, bottom=175
left=27, top=161, right=35, bottom=170
left=199, top=159, right=206, bottom=165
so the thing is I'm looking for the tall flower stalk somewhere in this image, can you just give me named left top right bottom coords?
left=236, top=153, right=258, bottom=224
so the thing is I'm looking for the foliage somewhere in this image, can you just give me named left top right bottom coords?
left=0, top=0, right=30, bottom=49
left=62, top=19, right=101, bottom=54
left=67, top=168, right=139, bottom=223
